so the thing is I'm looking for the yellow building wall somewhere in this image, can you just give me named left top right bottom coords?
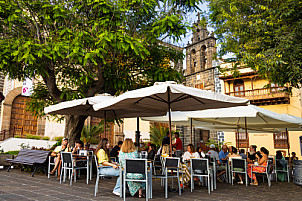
left=123, top=118, right=151, bottom=142
left=224, top=131, right=302, bottom=158
left=222, top=67, right=302, bottom=158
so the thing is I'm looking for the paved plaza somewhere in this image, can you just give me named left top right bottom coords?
left=0, top=169, right=301, bottom=201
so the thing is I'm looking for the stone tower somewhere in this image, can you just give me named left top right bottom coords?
left=181, top=19, right=218, bottom=148
left=185, top=20, right=217, bottom=91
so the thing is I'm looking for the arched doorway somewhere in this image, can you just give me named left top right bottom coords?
left=9, top=95, right=37, bottom=138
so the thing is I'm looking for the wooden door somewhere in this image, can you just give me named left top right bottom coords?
left=233, top=79, right=245, bottom=97
left=9, top=95, right=37, bottom=138
left=91, top=117, right=114, bottom=144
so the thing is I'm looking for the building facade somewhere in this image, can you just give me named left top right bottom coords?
left=219, top=63, right=302, bottom=158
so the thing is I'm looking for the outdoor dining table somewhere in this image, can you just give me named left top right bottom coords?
left=72, top=152, right=93, bottom=184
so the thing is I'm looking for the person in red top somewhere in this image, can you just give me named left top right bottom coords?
left=172, top=132, right=183, bottom=156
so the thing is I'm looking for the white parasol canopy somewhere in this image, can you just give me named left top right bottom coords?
left=93, top=81, right=250, bottom=154
left=93, top=81, right=250, bottom=112
left=44, top=94, right=166, bottom=118
left=141, top=111, right=281, bottom=133
left=44, top=94, right=114, bottom=117
left=187, top=105, right=302, bottom=130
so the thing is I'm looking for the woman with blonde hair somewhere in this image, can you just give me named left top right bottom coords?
left=119, top=138, right=145, bottom=198
left=161, top=144, right=170, bottom=158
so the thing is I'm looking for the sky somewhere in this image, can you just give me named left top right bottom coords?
left=173, top=3, right=212, bottom=48
left=163, top=3, right=214, bottom=70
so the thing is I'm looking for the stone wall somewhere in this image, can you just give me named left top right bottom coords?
left=185, top=68, right=215, bottom=91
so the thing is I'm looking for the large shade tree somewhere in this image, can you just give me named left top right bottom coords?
left=206, top=0, right=302, bottom=89
left=0, top=0, right=201, bottom=145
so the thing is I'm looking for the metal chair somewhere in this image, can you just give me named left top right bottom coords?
left=205, top=156, right=217, bottom=190
left=190, top=158, right=212, bottom=194
left=123, top=159, right=148, bottom=201
left=251, top=160, right=273, bottom=187
left=140, top=151, right=148, bottom=159
left=88, top=151, right=94, bottom=180
left=48, top=156, right=57, bottom=178
left=152, top=157, right=181, bottom=198
left=275, top=159, right=290, bottom=182
left=79, top=150, right=88, bottom=156
left=230, top=158, right=248, bottom=186
left=94, top=155, right=109, bottom=196
left=60, top=152, right=89, bottom=185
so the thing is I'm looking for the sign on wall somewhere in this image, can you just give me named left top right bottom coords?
left=21, top=78, right=34, bottom=96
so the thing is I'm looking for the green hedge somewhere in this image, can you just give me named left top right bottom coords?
left=42, top=136, right=50, bottom=141
left=3, top=151, right=19, bottom=155
left=26, top=134, right=41, bottom=140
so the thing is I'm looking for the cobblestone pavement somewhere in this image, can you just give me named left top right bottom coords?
left=0, top=169, right=301, bottom=201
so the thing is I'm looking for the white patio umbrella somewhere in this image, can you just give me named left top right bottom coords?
left=44, top=94, right=114, bottom=117
left=187, top=105, right=302, bottom=152
left=141, top=111, right=281, bottom=145
left=44, top=94, right=167, bottom=140
left=280, top=114, right=302, bottom=130
left=93, top=81, right=250, bottom=154
left=187, top=105, right=302, bottom=129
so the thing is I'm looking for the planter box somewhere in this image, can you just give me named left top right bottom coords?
left=0, top=154, right=13, bottom=167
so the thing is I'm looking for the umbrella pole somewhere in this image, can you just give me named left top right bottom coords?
left=167, top=89, right=172, bottom=156
left=190, top=118, right=193, bottom=144
left=236, top=127, right=239, bottom=149
left=245, top=117, right=249, bottom=153
left=136, top=117, right=140, bottom=147
left=286, top=128, right=290, bottom=156
left=103, top=111, right=106, bottom=140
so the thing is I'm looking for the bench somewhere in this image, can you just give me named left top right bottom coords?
left=6, top=149, right=51, bottom=177
left=0, top=154, right=14, bottom=168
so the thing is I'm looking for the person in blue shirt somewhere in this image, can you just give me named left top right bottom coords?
left=217, top=145, right=229, bottom=182
left=219, top=145, right=229, bottom=163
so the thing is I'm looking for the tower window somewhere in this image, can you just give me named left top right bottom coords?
left=194, top=62, right=197, bottom=67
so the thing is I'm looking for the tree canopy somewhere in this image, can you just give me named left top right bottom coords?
left=0, top=0, right=201, bottom=144
left=206, top=0, right=302, bottom=89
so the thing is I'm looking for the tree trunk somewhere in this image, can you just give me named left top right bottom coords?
left=64, top=115, right=87, bottom=147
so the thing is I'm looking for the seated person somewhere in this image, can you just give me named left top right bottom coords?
left=247, top=145, right=257, bottom=164
left=96, top=138, right=120, bottom=196
left=247, top=147, right=269, bottom=186
left=110, top=141, right=123, bottom=158
left=290, top=152, right=298, bottom=163
left=72, top=140, right=86, bottom=169
left=216, top=145, right=229, bottom=182
left=239, top=149, right=247, bottom=159
left=72, top=140, right=84, bottom=154
left=156, top=133, right=170, bottom=156
left=206, top=144, right=219, bottom=162
left=49, top=138, right=71, bottom=179
left=197, top=147, right=205, bottom=158
left=274, top=150, right=288, bottom=181
left=183, top=144, right=200, bottom=162
left=219, top=145, right=229, bottom=164
left=147, top=143, right=156, bottom=160
left=161, top=144, right=170, bottom=158
left=182, top=144, right=199, bottom=185
left=119, top=139, right=145, bottom=198
left=228, top=147, right=244, bottom=184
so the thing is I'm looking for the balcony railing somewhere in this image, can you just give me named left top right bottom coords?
left=226, top=87, right=290, bottom=105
